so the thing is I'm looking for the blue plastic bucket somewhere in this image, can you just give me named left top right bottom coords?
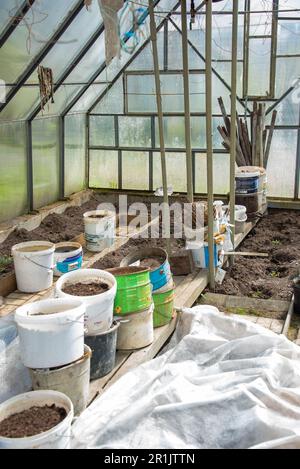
left=54, top=243, right=83, bottom=277
left=236, top=171, right=260, bottom=194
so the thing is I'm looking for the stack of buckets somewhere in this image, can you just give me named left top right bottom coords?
left=110, top=247, right=175, bottom=350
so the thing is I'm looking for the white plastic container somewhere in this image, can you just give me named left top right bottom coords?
left=84, top=210, right=116, bottom=253
left=30, top=345, right=91, bottom=417
left=186, top=241, right=218, bottom=269
left=56, top=269, right=117, bottom=335
left=0, top=391, right=73, bottom=449
left=238, top=166, right=267, bottom=205
left=15, top=299, right=85, bottom=369
left=116, top=305, right=154, bottom=351
left=54, top=242, right=83, bottom=277
left=12, top=241, right=55, bottom=293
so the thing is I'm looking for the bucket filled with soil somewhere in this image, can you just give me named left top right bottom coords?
left=107, top=266, right=152, bottom=316
left=15, top=298, right=85, bottom=369
left=84, top=210, right=116, bottom=253
left=56, top=269, right=117, bottom=335
left=11, top=241, right=55, bottom=293
left=0, top=391, right=73, bottom=449
left=120, top=248, right=172, bottom=292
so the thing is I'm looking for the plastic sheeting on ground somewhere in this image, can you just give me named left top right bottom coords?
left=0, top=316, right=31, bottom=404
left=72, top=306, right=300, bottom=450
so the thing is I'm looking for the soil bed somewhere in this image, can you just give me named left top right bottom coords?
left=210, top=209, right=300, bottom=301
left=0, top=405, right=67, bottom=439
left=62, top=282, right=110, bottom=296
left=93, top=237, right=184, bottom=271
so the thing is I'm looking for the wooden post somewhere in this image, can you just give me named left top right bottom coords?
left=230, top=0, right=239, bottom=259
left=181, top=0, right=194, bottom=203
left=205, top=0, right=215, bottom=289
left=149, top=0, right=171, bottom=255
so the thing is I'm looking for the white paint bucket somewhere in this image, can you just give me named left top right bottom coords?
left=54, top=242, right=83, bottom=277
left=30, top=345, right=91, bottom=417
left=56, top=269, right=117, bottom=335
left=116, top=304, right=154, bottom=351
left=0, top=391, right=73, bottom=449
left=186, top=241, right=218, bottom=269
left=12, top=241, right=55, bottom=293
left=84, top=210, right=116, bottom=253
left=15, top=299, right=85, bottom=369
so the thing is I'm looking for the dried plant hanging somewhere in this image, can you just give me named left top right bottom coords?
left=38, top=65, right=55, bottom=112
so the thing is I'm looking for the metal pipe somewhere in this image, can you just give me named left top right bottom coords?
left=149, top=0, right=171, bottom=255
left=205, top=0, right=215, bottom=289
left=230, top=0, right=239, bottom=260
left=181, top=0, right=194, bottom=203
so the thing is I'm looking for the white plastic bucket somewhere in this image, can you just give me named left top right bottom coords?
left=239, top=166, right=267, bottom=205
left=116, top=305, right=154, bottom=351
left=12, top=241, right=55, bottom=293
left=30, top=345, right=91, bottom=417
left=0, top=391, right=73, bottom=449
left=56, top=269, right=117, bottom=335
left=15, top=299, right=85, bottom=369
left=84, top=210, right=116, bottom=253
left=186, top=241, right=218, bottom=269
left=223, top=205, right=247, bottom=221
left=54, top=242, right=83, bottom=277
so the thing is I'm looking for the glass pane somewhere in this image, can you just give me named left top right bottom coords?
left=128, top=31, right=164, bottom=71
left=276, top=57, right=300, bottom=98
left=32, top=117, right=60, bottom=209
left=89, top=116, right=115, bottom=147
left=0, top=0, right=24, bottom=34
left=93, top=78, right=124, bottom=114
left=153, top=152, right=187, bottom=193
left=248, top=38, right=271, bottom=97
left=0, top=0, right=78, bottom=83
left=195, top=153, right=230, bottom=194
left=277, top=20, right=300, bottom=55
left=89, top=150, right=118, bottom=189
left=70, top=84, right=106, bottom=113
left=122, top=151, right=149, bottom=190
left=0, top=121, right=28, bottom=222
left=267, top=129, right=297, bottom=198
left=64, top=114, right=86, bottom=196
left=119, top=116, right=151, bottom=148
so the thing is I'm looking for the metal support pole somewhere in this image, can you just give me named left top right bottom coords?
left=26, top=120, right=34, bottom=212
left=181, top=0, right=194, bottom=203
left=230, top=0, right=239, bottom=259
left=149, top=0, right=171, bottom=255
left=205, top=0, right=215, bottom=289
left=59, top=116, right=65, bottom=200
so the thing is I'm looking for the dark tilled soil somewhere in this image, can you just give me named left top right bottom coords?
left=93, top=238, right=185, bottom=271
left=62, top=282, right=110, bottom=296
left=0, top=405, right=67, bottom=439
left=0, top=194, right=107, bottom=277
left=139, top=257, right=165, bottom=270
left=211, top=209, right=300, bottom=301
left=108, top=266, right=150, bottom=275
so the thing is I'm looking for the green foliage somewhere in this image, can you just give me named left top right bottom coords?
left=0, top=255, right=13, bottom=273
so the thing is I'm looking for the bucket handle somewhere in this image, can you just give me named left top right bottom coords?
left=23, top=255, right=55, bottom=273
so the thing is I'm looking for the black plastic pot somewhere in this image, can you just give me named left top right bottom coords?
left=85, top=321, right=120, bottom=381
left=293, top=279, right=300, bottom=315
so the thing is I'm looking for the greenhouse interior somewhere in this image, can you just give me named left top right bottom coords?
left=1, top=0, right=300, bottom=451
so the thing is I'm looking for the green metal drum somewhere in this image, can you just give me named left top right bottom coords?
left=108, top=267, right=152, bottom=316
left=153, top=288, right=175, bottom=328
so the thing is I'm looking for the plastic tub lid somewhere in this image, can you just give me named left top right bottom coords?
left=236, top=171, right=260, bottom=179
